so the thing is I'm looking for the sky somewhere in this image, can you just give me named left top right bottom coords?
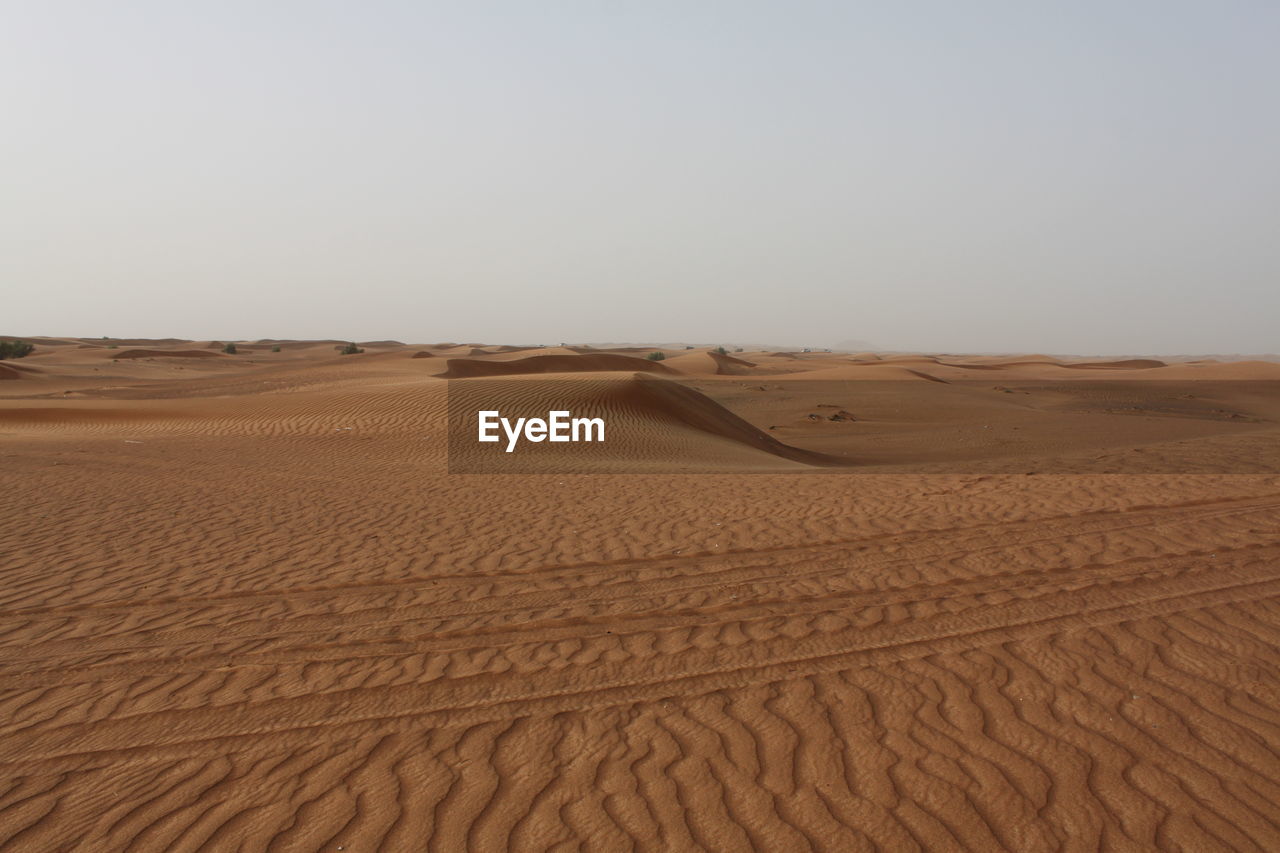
left=3, top=1, right=1278, bottom=353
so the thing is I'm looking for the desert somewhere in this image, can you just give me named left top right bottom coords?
left=0, top=338, right=1277, bottom=850
left=5, top=3, right=1279, bottom=849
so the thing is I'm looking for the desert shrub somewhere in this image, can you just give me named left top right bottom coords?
left=341, top=342, right=364, bottom=355
left=223, top=342, right=238, bottom=354
left=107, top=344, right=118, bottom=349
left=271, top=345, right=281, bottom=352
left=646, top=351, right=666, bottom=361
left=715, top=346, right=728, bottom=355
left=0, top=340, right=34, bottom=360
left=735, top=347, right=743, bottom=352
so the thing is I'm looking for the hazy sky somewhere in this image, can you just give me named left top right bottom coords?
left=4, top=2, right=1277, bottom=353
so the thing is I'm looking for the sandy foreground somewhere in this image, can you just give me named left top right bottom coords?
left=1, top=339, right=1278, bottom=851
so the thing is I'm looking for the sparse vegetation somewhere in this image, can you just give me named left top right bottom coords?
left=735, top=347, right=744, bottom=353
left=107, top=344, right=118, bottom=349
left=271, top=345, right=282, bottom=353
left=646, top=351, right=666, bottom=361
left=715, top=346, right=728, bottom=355
left=223, top=343, right=238, bottom=354
left=0, top=340, right=34, bottom=360
left=340, top=342, right=364, bottom=355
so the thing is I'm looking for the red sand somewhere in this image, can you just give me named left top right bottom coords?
left=0, top=339, right=1277, bottom=850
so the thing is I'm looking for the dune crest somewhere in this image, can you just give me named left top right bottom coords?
left=441, top=352, right=674, bottom=378
left=107, top=349, right=224, bottom=360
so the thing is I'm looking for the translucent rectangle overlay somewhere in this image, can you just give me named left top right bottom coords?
left=445, top=376, right=1280, bottom=474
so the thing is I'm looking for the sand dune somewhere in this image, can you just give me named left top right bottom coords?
left=441, top=352, right=675, bottom=378
left=709, top=351, right=757, bottom=374
left=0, top=341, right=1278, bottom=850
left=447, top=374, right=851, bottom=472
left=107, top=349, right=225, bottom=360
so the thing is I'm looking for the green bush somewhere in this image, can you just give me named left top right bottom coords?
left=715, top=346, right=728, bottom=355
left=646, top=351, right=666, bottom=361
left=107, top=344, right=118, bottom=349
left=223, top=342, right=238, bottom=354
left=271, top=345, right=281, bottom=352
left=0, top=340, right=34, bottom=360
left=341, top=342, right=364, bottom=355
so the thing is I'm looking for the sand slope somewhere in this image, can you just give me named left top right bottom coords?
left=0, top=341, right=1277, bottom=850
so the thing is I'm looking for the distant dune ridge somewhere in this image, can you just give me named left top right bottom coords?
left=441, top=352, right=675, bottom=378
left=107, top=349, right=224, bottom=360
left=1, top=336, right=1279, bottom=849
